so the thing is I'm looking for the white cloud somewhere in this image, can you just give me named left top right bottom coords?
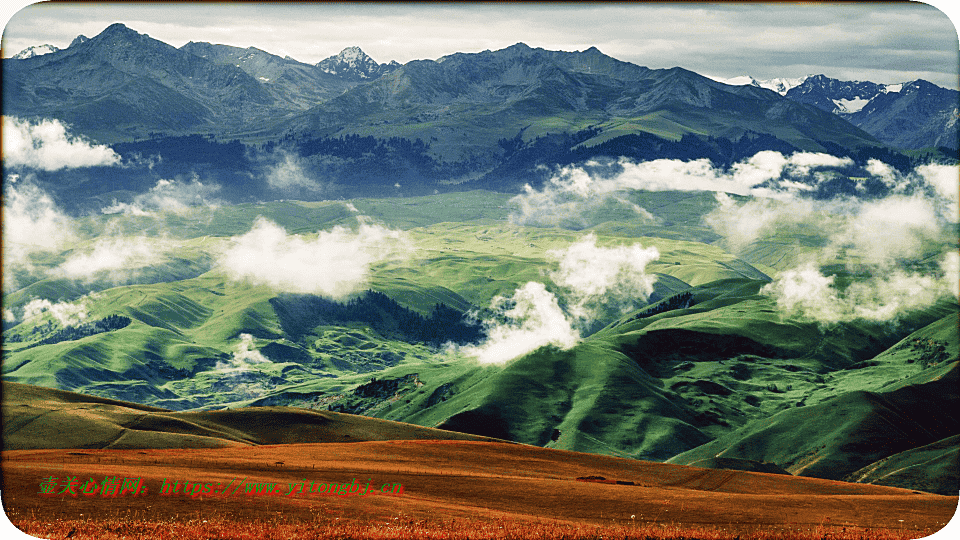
left=457, top=282, right=579, bottom=365
left=2, top=116, right=120, bottom=171
left=21, top=298, right=89, bottom=327
left=102, top=177, right=220, bottom=215
left=53, top=236, right=165, bottom=282
left=547, top=233, right=659, bottom=321
left=761, top=262, right=955, bottom=325
left=264, top=152, right=322, bottom=192
left=219, top=217, right=410, bottom=298
left=2, top=177, right=75, bottom=270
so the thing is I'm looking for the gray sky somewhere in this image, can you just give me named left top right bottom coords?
left=2, top=1, right=959, bottom=89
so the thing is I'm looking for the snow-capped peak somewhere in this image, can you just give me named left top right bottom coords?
left=316, top=46, right=397, bottom=80
left=338, top=46, right=365, bottom=63
left=12, top=44, right=60, bottom=59
left=708, top=74, right=810, bottom=95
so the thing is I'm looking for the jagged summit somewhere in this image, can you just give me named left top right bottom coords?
left=69, top=35, right=90, bottom=48
left=316, top=46, right=397, bottom=80
left=12, top=44, right=59, bottom=59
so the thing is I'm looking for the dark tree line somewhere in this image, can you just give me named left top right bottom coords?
left=9, top=315, right=132, bottom=348
left=270, top=290, right=483, bottom=346
left=631, top=291, right=694, bottom=320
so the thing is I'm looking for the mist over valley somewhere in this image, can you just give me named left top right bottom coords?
left=2, top=20, right=958, bottom=536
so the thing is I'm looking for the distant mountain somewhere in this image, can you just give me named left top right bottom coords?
left=783, top=74, right=889, bottom=114
left=711, top=75, right=809, bottom=95
left=721, top=73, right=959, bottom=150
left=841, top=79, right=959, bottom=150
left=3, top=23, right=274, bottom=137
left=179, top=41, right=356, bottom=110
left=281, top=42, right=880, bottom=165
left=316, top=46, right=400, bottom=81
left=4, top=25, right=879, bottom=156
left=12, top=44, right=59, bottom=59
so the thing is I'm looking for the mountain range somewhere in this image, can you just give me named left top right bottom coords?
left=5, top=23, right=956, bottom=161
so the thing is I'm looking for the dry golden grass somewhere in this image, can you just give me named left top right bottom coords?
left=3, top=441, right=956, bottom=540
left=8, top=513, right=942, bottom=540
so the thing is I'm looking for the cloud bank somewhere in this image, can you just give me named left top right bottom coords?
left=20, top=298, right=89, bottom=327
left=457, top=282, right=580, bottom=365
left=459, top=234, right=660, bottom=364
left=53, top=236, right=166, bottom=283
left=102, top=177, right=221, bottom=215
left=2, top=177, right=75, bottom=268
left=2, top=116, right=120, bottom=171
left=219, top=217, right=410, bottom=298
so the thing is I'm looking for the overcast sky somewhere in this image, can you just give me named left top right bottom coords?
left=2, top=1, right=959, bottom=89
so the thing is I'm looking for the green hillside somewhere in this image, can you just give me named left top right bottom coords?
left=3, top=188, right=957, bottom=495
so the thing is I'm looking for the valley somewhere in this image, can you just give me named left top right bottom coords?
left=3, top=15, right=959, bottom=539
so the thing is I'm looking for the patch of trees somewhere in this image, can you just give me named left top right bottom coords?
left=10, top=315, right=132, bottom=348
left=631, top=291, right=694, bottom=320
left=113, top=135, right=248, bottom=169
left=270, top=290, right=483, bottom=346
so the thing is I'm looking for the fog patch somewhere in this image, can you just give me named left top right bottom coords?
left=102, top=177, right=221, bottom=216
left=457, top=282, right=579, bottom=365
left=52, top=236, right=167, bottom=283
left=3, top=176, right=76, bottom=288
left=219, top=217, right=410, bottom=299
left=547, top=233, right=659, bottom=322
left=2, top=116, right=120, bottom=171
left=20, top=298, right=89, bottom=327
left=215, top=333, right=272, bottom=371
left=262, top=151, right=324, bottom=193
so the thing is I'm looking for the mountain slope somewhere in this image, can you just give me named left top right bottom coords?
left=3, top=23, right=274, bottom=139
left=316, top=46, right=399, bottom=80
left=280, top=44, right=879, bottom=161
left=1, top=381, right=502, bottom=450
left=179, top=41, right=356, bottom=110
left=784, top=75, right=959, bottom=150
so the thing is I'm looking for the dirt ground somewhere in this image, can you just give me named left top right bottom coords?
left=2, top=440, right=957, bottom=537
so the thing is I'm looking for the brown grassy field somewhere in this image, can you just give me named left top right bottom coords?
left=3, top=440, right=957, bottom=539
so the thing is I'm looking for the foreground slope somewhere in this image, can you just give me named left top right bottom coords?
left=1, top=381, right=501, bottom=450
left=3, top=439, right=956, bottom=536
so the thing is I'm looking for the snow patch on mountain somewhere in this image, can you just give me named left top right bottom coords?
left=12, top=44, right=60, bottom=59
left=709, top=74, right=810, bottom=95
left=832, top=97, right=871, bottom=114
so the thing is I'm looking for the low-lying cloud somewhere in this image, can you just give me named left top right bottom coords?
left=102, top=177, right=221, bottom=215
left=53, top=236, right=166, bottom=283
left=263, top=152, right=323, bottom=192
left=761, top=255, right=957, bottom=325
left=3, top=176, right=75, bottom=288
left=219, top=217, right=410, bottom=298
left=20, top=298, right=89, bottom=327
left=511, top=151, right=957, bottom=326
left=458, top=234, right=660, bottom=364
left=548, top=233, right=660, bottom=321
left=2, top=116, right=120, bottom=171
left=457, top=282, right=580, bottom=365
left=509, top=151, right=860, bottom=226
left=699, top=160, right=959, bottom=325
